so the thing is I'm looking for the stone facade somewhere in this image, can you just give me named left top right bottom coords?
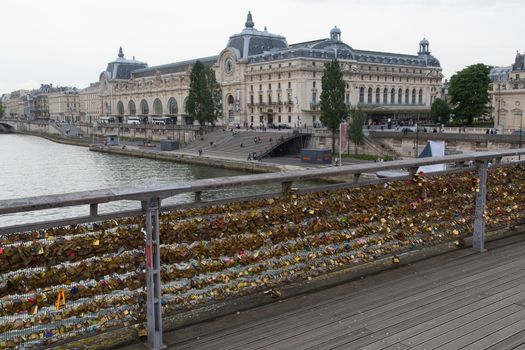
left=7, top=90, right=28, bottom=118
left=48, top=88, right=80, bottom=122
left=0, top=94, right=9, bottom=118
left=79, top=83, right=100, bottom=123
left=98, top=12, right=442, bottom=127
left=490, top=52, right=525, bottom=131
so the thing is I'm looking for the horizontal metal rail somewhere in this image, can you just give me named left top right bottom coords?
left=0, top=149, right=522, bottom=216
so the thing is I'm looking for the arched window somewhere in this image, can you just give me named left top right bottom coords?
left=117, top=101, right=124, bottom=115
left=375, top=88, right=380, bottom=104
left=168, top=98, right=178, bottom=115
left=140, top=99, right=149, bottom=115
left=153, top=98, right=162, bottom=115
left=391, top=88, right=395, bottom=104
left=405, top=89, right=410, bottom=104
left=383, top=88, right=388, bottom=104
left=359, top=87, right=365, bottom=104
left=183, top=97, right=188, bottom=113
left=398, top=89, right=402, bottom=104
left=412, top=89, right=416, bottom=104
left=227, top=95, right=234, bottom=105
left=128, top=100, right=136, bottom=115
left=418, top=89, right=423, bottom=104
left=367, top=87, right=372, bottom=104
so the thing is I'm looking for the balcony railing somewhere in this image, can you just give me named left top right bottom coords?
left=358, top=102, right=427, bottom=107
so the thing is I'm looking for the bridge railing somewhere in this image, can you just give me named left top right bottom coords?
left=1, top=149, right=525, bottom=349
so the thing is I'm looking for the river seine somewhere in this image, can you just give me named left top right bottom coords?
left=0, top=134, right=296, bottom=227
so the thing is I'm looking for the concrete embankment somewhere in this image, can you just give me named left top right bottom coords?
left=89, top=144, right=287, bottom=173
left=17, top=131, right=91, bottom=147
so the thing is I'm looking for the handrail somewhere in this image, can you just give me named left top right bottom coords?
left=0, top=149, right=523, bottom=215
left=1, top=149, right=524, bottom=349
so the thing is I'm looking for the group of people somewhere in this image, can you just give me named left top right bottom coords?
left=247, top=152, right=258, bottom=161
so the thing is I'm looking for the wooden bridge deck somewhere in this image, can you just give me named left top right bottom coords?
left=125, top=233, right=525, bottom=350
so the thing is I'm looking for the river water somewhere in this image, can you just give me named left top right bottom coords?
left=0, top=134, right=299, bottom=227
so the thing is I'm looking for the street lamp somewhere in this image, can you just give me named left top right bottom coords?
left=496, top=83, right=501, bottom=129
left=415, top=123, right=419, bottom=158
left=517, top=111, right=523, bottom=160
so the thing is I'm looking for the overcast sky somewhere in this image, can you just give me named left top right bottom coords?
left=1, top=0, right=523, bottom=94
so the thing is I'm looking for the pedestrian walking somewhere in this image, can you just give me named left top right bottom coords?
left=247, top=153, right=252, bottom=161
left=198, top=149, right=203, bottom=156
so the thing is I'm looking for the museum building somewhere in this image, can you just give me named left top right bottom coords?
left=98, top=12, right=443, bottom=127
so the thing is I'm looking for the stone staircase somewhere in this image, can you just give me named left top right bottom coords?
left=347, top=135, right=401, bottom=159
left=178, top=129, right=308, bottom=160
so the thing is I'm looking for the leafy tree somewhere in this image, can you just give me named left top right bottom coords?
left=348, top=107, right=364, bottom=154
left=0, top=103, right=4, bottom=119
left=206, top=67, right=222, bottom=125
left=320, top=60, right=347, bottom=153
left=449, top=63, right=490, bottom=125
left=430, top=98, right=452, bottom=125
left=187, top=61, right=222, bottom=127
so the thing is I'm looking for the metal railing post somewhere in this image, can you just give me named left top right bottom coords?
left=142, top=197, right=166, bottom=349
left=282, top=181, right=293, bottom=196
left=473, top=160, right=488, bottom=252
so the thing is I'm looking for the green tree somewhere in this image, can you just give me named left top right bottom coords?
left=348, top=107, right=364, bottom=154
left=430, top=98, right=452, bottom=125
left=320, top=60, right=347, bottom=154
left=0, top=103, right=4, bottom=119
left=449, top=63, right=491, bottom=125
left=187, top=61, right=222, bottom=127
left=206, top=67, right=222, bottom=125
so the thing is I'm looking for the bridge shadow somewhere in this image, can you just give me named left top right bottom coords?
left=0, top=122, right=15, bottom=133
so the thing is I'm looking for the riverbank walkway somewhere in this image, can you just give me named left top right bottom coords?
left=123, top=233, right=525, bottom=350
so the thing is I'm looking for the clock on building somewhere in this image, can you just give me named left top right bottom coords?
left=225, top=58, right=234, bottom=74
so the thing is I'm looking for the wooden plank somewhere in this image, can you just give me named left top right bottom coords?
left=447, top=258, right=525, bottom=287
left=507, top=341, right=525, bottom=350
left=356, top=274, right=525, bottom=350
left=189, top=283, right=456, bottom=350
left=174, top=241, right=525, bottom=350
left=348, top=261, right=525, bottom=332
left=431, top=309, right=525, bottom=350
left=313, top=270, right=525, bottom=350
left=461, top=318, right=525, bottom=350
left=211, top=265, right=525, bottom=350
left=382, top=344, right=411, bottom=350
left=485, top=329, right=525, bottom=349
left=384, top=304, right=524, bottom=350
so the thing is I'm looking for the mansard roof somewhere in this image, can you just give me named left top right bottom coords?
left=105, top=48, right=148, bottom=80
left=131, top=56, right=218, bottom=78
left=247, top=43, right=440, bottom=68
left=490, top=66, right=512, bottom=83
left=248, top=24, right=440, bottom=68
left=513, top=52, right=525, bottom=72
left=226, top=12, right=288, bottom=60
